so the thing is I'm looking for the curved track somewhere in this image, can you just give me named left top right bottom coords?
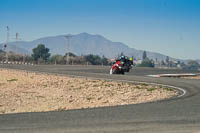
left=0, top=64, right=200, bottom=133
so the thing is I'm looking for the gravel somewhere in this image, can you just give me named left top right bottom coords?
left=0, top=69, right=177, bottom=114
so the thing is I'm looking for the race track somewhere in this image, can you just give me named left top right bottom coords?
left=0, top=64, right=200, bottom=133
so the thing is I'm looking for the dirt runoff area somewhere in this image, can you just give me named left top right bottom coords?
left=183, top=76, right=200, bottom=79
left=0, top=69, right=177, bottom=114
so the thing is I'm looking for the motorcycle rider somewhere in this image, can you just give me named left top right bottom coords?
left=110, top=55, right=134, bottom=75
left=118, top=56, right=133, bottom=72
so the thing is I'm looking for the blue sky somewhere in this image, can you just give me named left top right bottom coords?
left=0, top=0, right=200, bottom=59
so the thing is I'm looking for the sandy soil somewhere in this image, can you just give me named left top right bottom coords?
left=183, top=76, right=200, bottom=79
left=0, top=69, right=177, bottom=114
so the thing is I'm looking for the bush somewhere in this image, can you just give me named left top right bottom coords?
left=50, top=54, right=65, bottom=64
left=32, top=44, right=51, bottom=62
left=101, top=56, right=109, bottom=65
left=85, top=54, right=102, bottom=65
left=183, top=60, right=200, bottom=70
left=1, top=52, right=33, bottom=62
left=48, top=53, right=109, bottom=65
left=138, top=58, right=155, bottom=67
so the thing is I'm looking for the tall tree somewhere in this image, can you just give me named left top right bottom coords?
left=142, top=51, right=147, bottom=60
left=166, top=56, right=169, bottom=64
left=64, top=52, right=76, bottom=57
left=120, top=52, right=124, bottom=56
left=138, top=58, right=155, bottom=68
left=32, top=44, right=50, bottom=62
left=85, top=54, right=102, bottom=65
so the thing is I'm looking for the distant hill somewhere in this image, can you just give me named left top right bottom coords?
left=0, top=33, right=175, bottom=60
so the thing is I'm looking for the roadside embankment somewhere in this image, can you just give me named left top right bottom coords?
left=183, top=76, right=200, bottom=79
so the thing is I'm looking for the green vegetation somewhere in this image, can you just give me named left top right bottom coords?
left=138, top=58, right=155, bottom=67
left=32, top=44, right=51, bottom=63
left=141, top=83, right=148, bottom=86
left=64, top=52, right=77, bottom=57
left=101, top=55, right=109, bottom=65
left=183, top=60, right=200, bottom=70
left=84, top=54, right=110, bottom=65
left=147, top=88, right=155, bottom=91
left=85, top=54, right=102, bottom=65
left=142, top=51, right=147, bottom=60
left=50, top=54, right=65, bottom=64
left=136, top=51, right=155, bottom=67
left=86, top=97, right=93, bottom=101
left=164, top=87, right=173, bottom=91
left=166, top=56, right=169, bottom=65
left=0, top=51, right=33, bottom=62
left=48, top=53, right=109, bottom=65
left=7, top=79, right=18, bottom=82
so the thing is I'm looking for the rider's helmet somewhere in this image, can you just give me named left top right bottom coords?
left=129, top=57, right=133, bottom=61
left=120, top=56, right=125, bottom=60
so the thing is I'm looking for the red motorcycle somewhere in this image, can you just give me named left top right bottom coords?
left=110, top=60, right=125, bottom=75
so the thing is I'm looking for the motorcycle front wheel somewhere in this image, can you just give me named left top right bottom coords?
left=110, top=68, right=118, bottom=74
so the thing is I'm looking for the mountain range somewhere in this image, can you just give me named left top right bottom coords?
left=0, top=33, right=175, bottom=61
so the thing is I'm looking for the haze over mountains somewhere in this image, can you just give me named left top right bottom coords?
left=0, top=33, right=173, bottom=60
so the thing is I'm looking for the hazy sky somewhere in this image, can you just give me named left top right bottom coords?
left=0, top=0, right=200, bottom=59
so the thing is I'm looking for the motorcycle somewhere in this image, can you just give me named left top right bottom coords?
left=110, top=59, right=134, bottom=75
left=110, top=60, right=125, bottom=75
left=123, top=60, right=134, bottom=72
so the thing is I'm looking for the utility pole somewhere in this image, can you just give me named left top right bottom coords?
left=6, top=26, right=9, bottom=47
left=16, top=32, right=19, bottom=41
left=15, top=33, right=24, bottom=62
left=5, top=26, right=9, bottom=62
left=64, top=35, right=72, bottom=65
left=11, top=32, right=20, bottom=53
left=14, top=32, right=19, bottom=53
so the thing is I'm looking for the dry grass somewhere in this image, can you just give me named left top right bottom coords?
left=0, top=69, right=177, bottom=114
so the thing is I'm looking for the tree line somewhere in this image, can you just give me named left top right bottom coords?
left=137, top=51, right=200, bottom=70
left=0, top=44, right=110, bottom=65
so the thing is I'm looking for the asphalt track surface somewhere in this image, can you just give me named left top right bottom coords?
left=0, top=64, right=200, bottom=133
